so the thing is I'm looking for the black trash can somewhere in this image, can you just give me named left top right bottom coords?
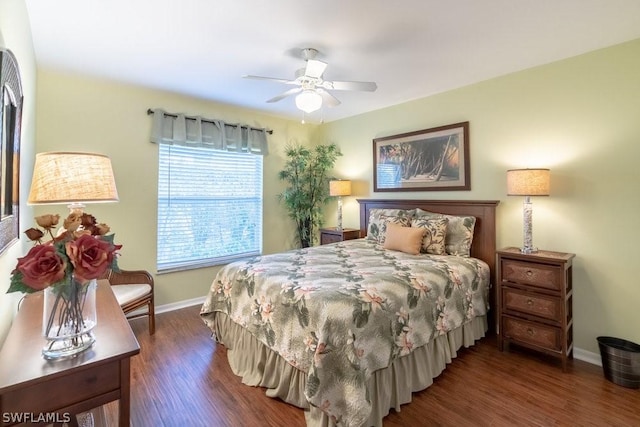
left=597, top=336, right=640, bottom=389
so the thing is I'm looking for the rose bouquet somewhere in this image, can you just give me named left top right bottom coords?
left=8, top=212, right=121, bottom=358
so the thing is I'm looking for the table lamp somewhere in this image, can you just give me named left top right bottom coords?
left=28, top=152, right=119, bottom=215
left=507, top=168, right=550, bottom=254
left=329, top=179, right=351, bottom=231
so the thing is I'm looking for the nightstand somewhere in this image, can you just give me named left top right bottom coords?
left=496, top=247, right=575, bottom=371
left=319, top=227, right=360, bottom=245
left=0, top=281, right=139, bottom=426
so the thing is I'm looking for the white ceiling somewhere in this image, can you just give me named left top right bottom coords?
left=24, top=0, right=640, bottom=124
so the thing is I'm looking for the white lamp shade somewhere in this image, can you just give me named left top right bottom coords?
left=295, top=90, right=323, bottom=113
left=507, top=168, right=550, bottom=196
left=28, top=152, right=119, bottom=205
left=329, top=180, right=352, bottom=197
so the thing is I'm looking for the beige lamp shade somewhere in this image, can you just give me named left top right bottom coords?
left=28, top=152, right=119, bottom=205
left=329, top=180, right=352, bottom=197
left=507, top=168, right=550, bottom=196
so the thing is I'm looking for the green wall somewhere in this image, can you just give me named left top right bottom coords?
left=320, top=38, right=640, bottom=354
left=33, top=69, right=316, bottom=316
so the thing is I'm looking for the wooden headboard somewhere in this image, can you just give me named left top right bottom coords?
left=358, top=199, right=500, bottom=330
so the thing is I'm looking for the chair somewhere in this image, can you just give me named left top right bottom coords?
left=101, top=269, right=155, bottom=334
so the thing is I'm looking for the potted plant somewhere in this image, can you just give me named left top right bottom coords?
left=278, top=143, right=342, bottom=248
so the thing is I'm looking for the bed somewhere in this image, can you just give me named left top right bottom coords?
left=201, top=199, right=499, bottom=427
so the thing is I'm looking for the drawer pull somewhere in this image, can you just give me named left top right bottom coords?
left=527, top=328, right=534, bottom=336
left=526, top=299, right=534, bottom=306
left=526, top=270, right=533, bottom=276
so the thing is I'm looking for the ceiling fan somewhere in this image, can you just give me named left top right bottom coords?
left=244, top=48, right=377, bottom=114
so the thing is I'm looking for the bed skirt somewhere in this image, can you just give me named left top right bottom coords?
left=209, top=312, right=487, bottom=427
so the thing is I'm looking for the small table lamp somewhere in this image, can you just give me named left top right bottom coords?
left=507, top=168, right=550, bottom=254
left=28, top=152, right=119, bottom=215
left=329, top=179, right=352, bottom=231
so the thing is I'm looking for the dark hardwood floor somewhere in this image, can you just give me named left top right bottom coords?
left=115, top=305, right=639, bottom=427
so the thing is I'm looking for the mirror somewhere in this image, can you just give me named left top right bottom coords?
left=0, top=49, right=23, bottom=254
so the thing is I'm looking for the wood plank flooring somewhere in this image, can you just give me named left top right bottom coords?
left=115, top=305, right=639, bottom=427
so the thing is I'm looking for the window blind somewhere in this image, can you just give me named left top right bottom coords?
left=157, top=144, right=263, bottom=272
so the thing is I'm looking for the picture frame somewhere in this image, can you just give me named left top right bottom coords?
left=373, top=121, right=469, bottom=192
left=0, top=49, right=23, bottom=255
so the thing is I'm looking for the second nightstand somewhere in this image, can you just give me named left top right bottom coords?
left=319, top=227, right=360, bottom=245
left=496, top=247, right=575, bottom=371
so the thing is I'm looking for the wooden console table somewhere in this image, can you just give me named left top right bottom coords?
left=0, top=280, right=140, bottom=426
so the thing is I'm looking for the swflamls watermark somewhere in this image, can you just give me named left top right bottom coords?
left=2, top=412, right=71, bottom=423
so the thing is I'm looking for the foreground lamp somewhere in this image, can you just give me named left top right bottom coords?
left=28, top=152, right=119, bottom=215
left=507, top=168, right=550, bottom=254
left=295, top=89, right=323, bottom=114
left=329, top=179, right=352, bottom=231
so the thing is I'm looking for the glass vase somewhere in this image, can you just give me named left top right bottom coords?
left=42, top=277, right=97, bottom=360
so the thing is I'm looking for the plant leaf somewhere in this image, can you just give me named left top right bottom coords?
left=7, top=271, right=37, bottom=294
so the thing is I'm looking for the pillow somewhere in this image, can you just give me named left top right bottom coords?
left=415, top=209, right=476, bottom=257
left=366, top=211, right=413, bottom=243
left=411, top=217, right=448, bottom=255
left=369, top=208, right=416, bottom=219
left=383, top=223, right=425, bottom=255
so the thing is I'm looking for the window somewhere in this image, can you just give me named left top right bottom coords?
left=157, top=144, right=263, bottom=272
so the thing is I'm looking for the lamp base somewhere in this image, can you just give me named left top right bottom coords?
left=67, top=202, right=86, bottom=216
left=520, top=197, right=537, bottom=255
left=520, top=246, right=538, bottom=254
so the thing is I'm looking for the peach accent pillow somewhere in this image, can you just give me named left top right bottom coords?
left=383, top=223, right=425, bottom=255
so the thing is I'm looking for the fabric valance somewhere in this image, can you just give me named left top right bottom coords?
left=149, top=108, right=269, bottom=155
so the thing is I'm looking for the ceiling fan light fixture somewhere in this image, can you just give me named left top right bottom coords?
left=244, top=47, right=377, bottom=114
left=295, top=90, right=322, bottom=113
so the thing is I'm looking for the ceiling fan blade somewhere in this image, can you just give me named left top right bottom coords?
left=317, top=89, right=341, bottom=107
left=305, top=59, right=328, bottom=78
left=266, top=87, right=302, bottom=103
left=244, top=75, right=297, bottom=85
left=322, top=80, right=377, bottom=92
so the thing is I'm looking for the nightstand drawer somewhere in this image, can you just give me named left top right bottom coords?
left=503, top=316, right=561, bottom=351
left=2, top=361, right=120, bottom=413
left=501, top=259, right=563, bottom=291
left=503, top=288, right=562, bottom=322
left=321, top=234, right=343, bottom=245
left=319, top=228, right=360, bottom=245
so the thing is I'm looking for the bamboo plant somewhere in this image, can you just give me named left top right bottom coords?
left=278, top=143, right=342, bottom=248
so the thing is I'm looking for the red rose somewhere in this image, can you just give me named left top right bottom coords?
left=13, top=244, right=66, bottom=291
left=66, top=234, right=119, bottom=283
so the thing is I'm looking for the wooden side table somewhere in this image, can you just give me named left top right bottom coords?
left=319, top=227, right=360, bottom=245
left=0, top=280, right=140, bottom=426
left=496, top=247, right=575, bottom=371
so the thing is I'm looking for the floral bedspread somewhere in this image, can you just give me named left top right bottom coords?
left=200, top=239, right=489, bottom=427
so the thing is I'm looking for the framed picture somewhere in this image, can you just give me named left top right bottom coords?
left=373, top=121, right=469, bottom=192
left=0, top=49, right=23, bottom=255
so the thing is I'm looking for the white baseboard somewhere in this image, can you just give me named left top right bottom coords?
left=126, top=296, right=206, bottom=318
left=574, top=347, right=602, bottom=367
left=156, top=296, right=206, bottom=314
